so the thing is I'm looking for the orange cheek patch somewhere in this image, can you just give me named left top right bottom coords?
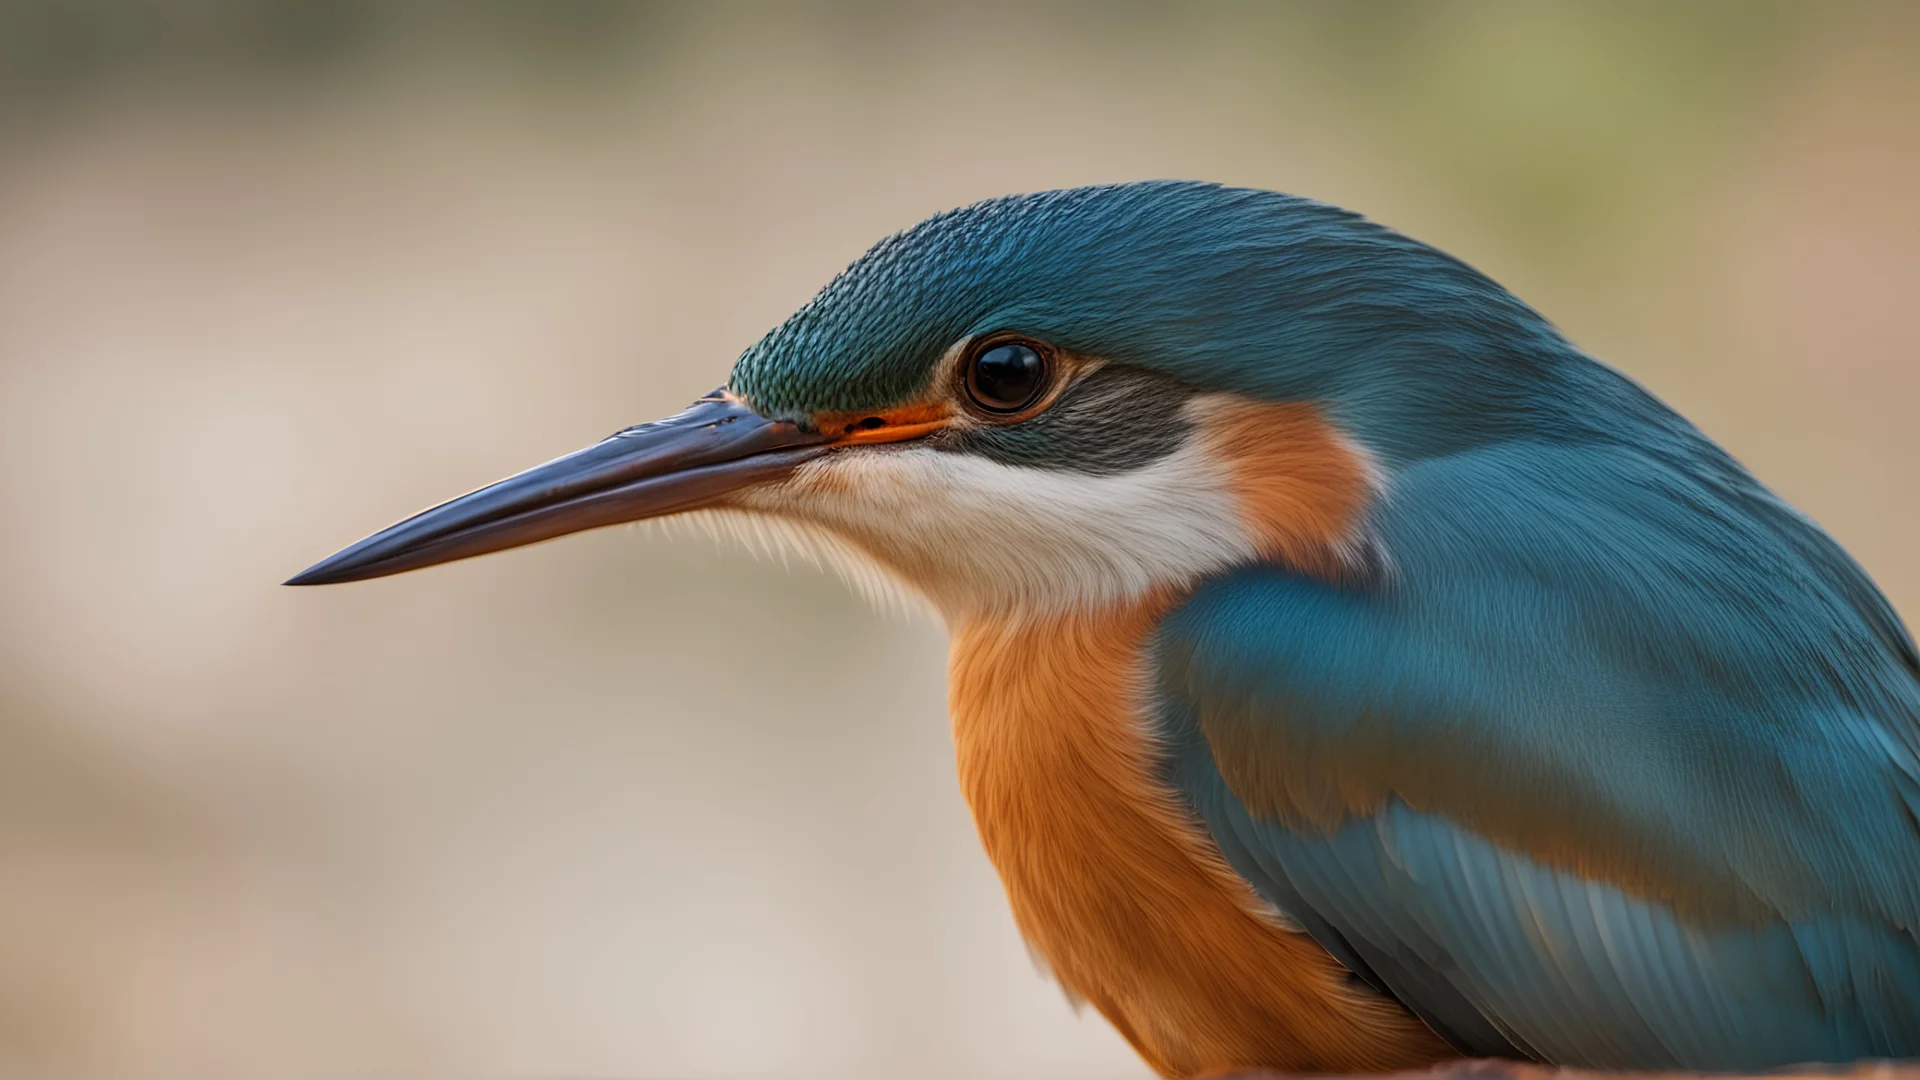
left=1198, top=398, right=1377, bottom=578
left=812, top=401, right=954, bottom=445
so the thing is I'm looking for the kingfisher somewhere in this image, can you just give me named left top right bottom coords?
left=289, top=182, right=1920, bottom=1078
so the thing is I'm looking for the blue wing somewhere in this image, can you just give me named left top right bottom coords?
left=1153, top=440, right=1920, bottom=1069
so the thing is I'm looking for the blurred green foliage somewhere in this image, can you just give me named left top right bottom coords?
left=1287, top=2, right=1804, bottom=248
left=2, top=1, right=1871, bottom=258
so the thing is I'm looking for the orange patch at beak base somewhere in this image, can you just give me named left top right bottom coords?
left=814, top=401, right=955, bottom=446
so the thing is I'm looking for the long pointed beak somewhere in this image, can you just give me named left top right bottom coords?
left=286, top=389, right=829, bottom=586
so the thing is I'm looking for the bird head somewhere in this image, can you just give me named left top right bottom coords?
left=289, top=181, right=1592, bottom=620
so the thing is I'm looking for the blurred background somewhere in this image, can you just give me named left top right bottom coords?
left=1, top=2, right=1916, bottom=1078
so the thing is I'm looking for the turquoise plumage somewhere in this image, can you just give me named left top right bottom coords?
left=1155, top=441, right=1920, bottom=1064
left=292, top=181, right=1920, bottom=1075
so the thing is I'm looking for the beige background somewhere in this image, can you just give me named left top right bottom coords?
left=2, top=4, right=1917, bottom=1078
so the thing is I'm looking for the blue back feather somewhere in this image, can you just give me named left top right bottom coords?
left=729, top=182, right=1920, bottom=1067
left=1154, top=441, right=1920, bottom=1066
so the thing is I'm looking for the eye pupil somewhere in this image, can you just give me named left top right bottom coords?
left=967, top=343, right=1046, bottom=412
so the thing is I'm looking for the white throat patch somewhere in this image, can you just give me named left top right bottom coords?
left=725, top=412, right=1263, bottom=623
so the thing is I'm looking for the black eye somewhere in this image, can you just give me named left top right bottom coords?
left=965, top=342, right=1048, bottom=413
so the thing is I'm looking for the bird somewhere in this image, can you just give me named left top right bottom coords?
left=288, top=181, right=1920, bottom=1079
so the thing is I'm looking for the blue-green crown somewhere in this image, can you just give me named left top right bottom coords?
left=730, top=181, right=1677, bottom=464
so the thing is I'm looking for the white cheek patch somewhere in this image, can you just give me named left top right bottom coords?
left=732, top=435, right=1261, bottom=622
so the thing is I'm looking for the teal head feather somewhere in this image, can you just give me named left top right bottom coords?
left=731, top=180, right=1669, bottom=466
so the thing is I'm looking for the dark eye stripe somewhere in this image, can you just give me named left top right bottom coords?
left=939, top=365, right=1195, bottom=475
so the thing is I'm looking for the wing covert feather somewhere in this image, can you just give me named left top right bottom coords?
left=1153, top=444, right=1920, bottom=1068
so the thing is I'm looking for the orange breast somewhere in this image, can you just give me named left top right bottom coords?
left=949, top=598, right=1452, bottom=1078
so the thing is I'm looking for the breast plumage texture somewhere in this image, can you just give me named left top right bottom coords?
left=288, top=176, right=1920, bottom=1076
left=1152, top=417, right=1920, bottom=1068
